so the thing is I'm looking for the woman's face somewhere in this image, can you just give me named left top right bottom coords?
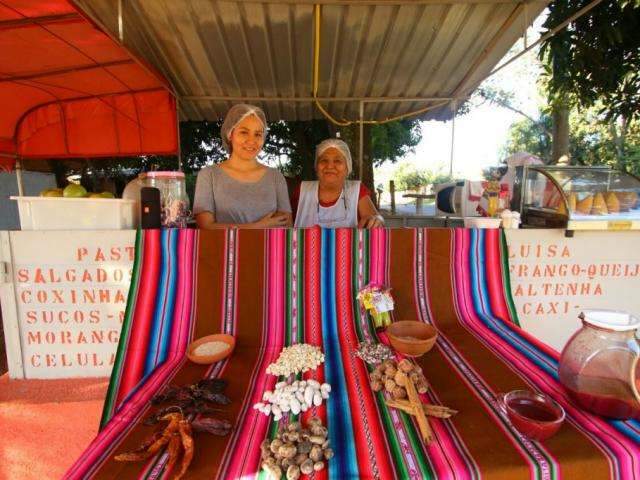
left=229, top=114, right=265, bottom=161
left=316, top=147, right=348, bottom=188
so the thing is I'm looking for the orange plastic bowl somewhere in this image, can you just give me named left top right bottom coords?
left=385, top=320, right=437, bottom=357
left=187, top=334, right=235, bottom=365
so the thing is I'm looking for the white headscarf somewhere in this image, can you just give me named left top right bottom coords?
left=315, top=139, right=352, bottom=174
left=220, top=104, right=268, bottom=153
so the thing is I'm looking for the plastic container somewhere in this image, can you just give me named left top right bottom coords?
left=559, top=310, right=640, bottom=419
left=141, top=171, right=190, bottom=228
left=463, top=217, right=502, bottom=229
left=11, top=196, right=136, bottom=230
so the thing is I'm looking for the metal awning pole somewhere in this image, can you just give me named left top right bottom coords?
left=449, top=100, right=456, bottom=178
left=359, top=101, right=364, bottom=181
left=118, top=0, right=124, bottom=42
left=15, top=157, right=24, bottom=196
left=176, top=97, right=182, bottom=171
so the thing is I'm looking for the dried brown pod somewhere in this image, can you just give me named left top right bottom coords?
left=384, top=379, right=397, bottom=392
left=278, top=443, right=297, bottom=459
left=297, top=440, right=312, bottom=454
left=300, top=459, right=314, bottom=475
left=262, top=462, right=282, bottom=480
left=309, top=445, right=324, bottom=462
left=394, top=371, right=408, bottom=386
left=324, top=448, right=335, bottom=460
left=416, top=380, right=429, bottom=394
left=287, top=422, right=301, bottom=432
left=287, top=464, right=301, bottom=480
left=314, top=461, right=326, bottom=471
left=310, top=425, right=328, bottom=437
left=294, top=453, right=308, bottom=465
left=384, top=366, right=397, bottom=377
left=371, top=380, right=383, bottom=392
left=392, top=386, right=407, bottom=400
left=270, top=438, right=283, bottom=454
left=398, top=359, right=413, bottom=373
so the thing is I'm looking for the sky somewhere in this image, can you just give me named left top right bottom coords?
left=376, top=13, right=548, bottom=184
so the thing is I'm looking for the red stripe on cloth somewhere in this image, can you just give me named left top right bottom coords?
left=117, top=229, right=162, bottom=405
left=301, top=227, right=328, bottom=480
left=483, top=229, right=512, bottom=324
left=335, top=229, right=396, bottom=479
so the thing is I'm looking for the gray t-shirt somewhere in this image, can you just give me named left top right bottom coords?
left=193, top=165, right=292, bottom=224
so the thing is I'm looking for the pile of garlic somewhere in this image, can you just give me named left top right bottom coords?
left=254, top=380, right=331, bottom=420
left=266, top=344, right=324, bottom=377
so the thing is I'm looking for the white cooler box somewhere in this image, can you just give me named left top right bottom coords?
left=11, top=196, right=136, bottom=230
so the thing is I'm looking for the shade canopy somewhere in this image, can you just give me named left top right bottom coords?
left=74, top=0, right=547, bottom=123
left=0, top=0, right=178, bottom=163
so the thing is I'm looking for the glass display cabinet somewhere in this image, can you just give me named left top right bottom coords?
left=511, top=165, right=640, bottom=232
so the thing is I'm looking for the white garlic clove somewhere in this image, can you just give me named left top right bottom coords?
left=313, top=392, right=322, bottom=406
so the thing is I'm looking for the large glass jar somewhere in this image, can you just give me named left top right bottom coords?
left=141, top=171, right=191, bottom=228
left=559, top=310, right=640, bottom=419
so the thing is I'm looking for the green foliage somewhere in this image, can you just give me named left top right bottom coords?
left=393, top=162, right=453, bottom=191
left=370, top=119, right=422, bottom=166
left=502, top=106, right=640, bottom=176
left=540, top=0, right=640, bottom=120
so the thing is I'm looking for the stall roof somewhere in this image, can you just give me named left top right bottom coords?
left=74, top=0, right=547, bottom=124
left=0, top=0, right=178, bottom=163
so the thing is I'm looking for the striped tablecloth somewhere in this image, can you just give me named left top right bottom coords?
left=66, top=228, right=639, bottom=480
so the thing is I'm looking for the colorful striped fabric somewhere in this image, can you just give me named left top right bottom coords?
left=66, top=228, right=639, bottom=480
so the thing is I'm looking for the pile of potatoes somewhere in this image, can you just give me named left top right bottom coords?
left=369, top=358, right=429, bottom=399
left=260, top=417, right=334, bottom=480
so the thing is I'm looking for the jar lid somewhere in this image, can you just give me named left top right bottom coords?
left=581, top=309, right=640, bottom=332
left=142, top=171, right=185, bottom=178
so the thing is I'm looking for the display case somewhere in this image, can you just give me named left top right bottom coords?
left=511, top=165, right=640, bottom=231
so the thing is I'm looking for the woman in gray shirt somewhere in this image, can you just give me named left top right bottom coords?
left=193, top=104, right=292, bottom=229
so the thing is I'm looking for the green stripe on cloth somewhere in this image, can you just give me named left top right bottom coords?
left=500, top=230, right=520, bottom=326
left=100, top=229, right=143, bottom=428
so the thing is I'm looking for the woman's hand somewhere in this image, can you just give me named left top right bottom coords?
left=359, top=214, right=384, bottom=229
left=251, top=211, right=291, bottom=228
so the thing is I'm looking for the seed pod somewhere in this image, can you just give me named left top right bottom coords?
left=300, top=459, right=314, bottom=475
left=262, top=463, right=282, bottom=480
left=287, top=465, right=301, bottom=480
left=394, top=371, right=408, bottom=386
left=371, top=380, right=383, bottom=392
left=278, top=443, right=298, bottom=458
left=297, top=440, right=312, bottom=454
left=392, top=386, right=407, bottom=400
left=294, top=453, right=308, bottom=465
left=416, top=380, right=429, bottom=394
left=384, top=379, right=397, bottom=392
left=314, top=461, right=326, bottom=471
left=281, top=457, right=294, bottom=470
left=324, top=448, right=334, bottom=460
left=287, top=422, right=301, bottom=432
left=309, top=445, right=323, bottom=462
left=310, top=425, right=328, bottom=437
left=398, top=359, right=413, bottom=373
left=304, top=386, right=314, bottom=407
left=382, top=359, right=396, bottom=370
left=270, top=439, right=283, bottom=454
left=384, top=365, right=397, bottom=377
left=309, top=435, right=325, bottom=445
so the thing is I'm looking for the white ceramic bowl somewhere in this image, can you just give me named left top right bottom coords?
left=464, top=217, right=502, bottom=229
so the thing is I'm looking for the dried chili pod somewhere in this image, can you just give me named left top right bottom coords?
left=197, top=378, right=228, bottom=393
left=199, top=391, right=231, bottom=405
left=191, top=417, right=233, bottom=435
left=151, top=385, right=180, bottom=404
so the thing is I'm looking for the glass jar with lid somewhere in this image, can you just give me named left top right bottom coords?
left=141, top=171, right=191, bottom=228
left=558, top=310, right=640, bottom=419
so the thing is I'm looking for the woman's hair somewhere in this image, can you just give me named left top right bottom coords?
left=221, top=104, right=268, bottom=153
left=315, top=138, right=353, bottom=174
